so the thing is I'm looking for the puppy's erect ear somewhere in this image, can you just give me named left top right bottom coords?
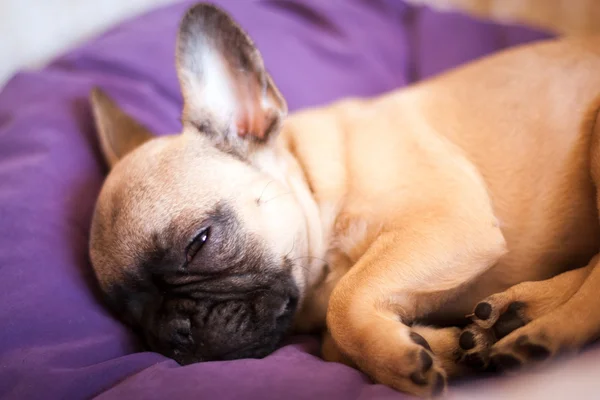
left=90, top=87, right=154, bottom=168
left=176, top=4, right=287, bottom=155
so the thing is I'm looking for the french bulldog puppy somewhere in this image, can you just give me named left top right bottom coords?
left=88, top=3, right=600, bottom=397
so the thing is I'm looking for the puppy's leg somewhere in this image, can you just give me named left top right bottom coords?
left=480, top=257, right=600, bottom=370
left=472, top=115, right=600, bottom=370
left=463, top=264, right=593, bottom=369
left=471, top=264, right=593, bottom=332
left=327, top=221, right=506, bottom=397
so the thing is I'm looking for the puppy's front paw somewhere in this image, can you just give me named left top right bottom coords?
left=470, top=267, right=589, bottom=335
left=368, top=331, right=447, bottom=397
left=490, top=324, right=555, bottom=372
left=466, top=269, right=591, bottom=374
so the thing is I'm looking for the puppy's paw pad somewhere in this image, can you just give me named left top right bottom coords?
left=408, top=368, right=447, bottom=397
left=432, top=372, right=446, bottom=397
left=492, top=302, right=528, bottom=339
left=472, top=301, right=501, bottom=329
left=408, top=348, right=435, bottom=385
left=472, top=295, right=529, bottom=331
left=494, top=331, right=554, bottom=363
left=474, top=302, right=492, bottom=321
left=419, top=349, right=433, bottom=372
left=402, top=335, right=447, bottom=396
left=410, top=331, right=432, bottom=351
left=462, top=352, right=487, bottom=370
left=490, top=327, right=556, bottom=374
left=490, top=353, right=523, bottom=372
left=515, top=335, right=551, bottom=361
left=459, top=330, right=476, bottom=350
left=409, top=371, right=428, bottom=386
left=457, top=324, right=495, bottom=371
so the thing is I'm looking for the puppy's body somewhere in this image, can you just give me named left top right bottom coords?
left=88, top=4, right=600, bottom=397
left=290, top=36, right=600, bottom=330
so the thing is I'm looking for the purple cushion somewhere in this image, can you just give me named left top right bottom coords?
left=0, top=1, right=566, bottom=399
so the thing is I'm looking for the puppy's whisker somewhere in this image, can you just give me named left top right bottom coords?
left=294, top=264, right=311, bottom=273
left=284, top=236, right=312, bottom=273
left=256, top=180, right=275, bottom=205
left=262, top=191, right=292, bottom=204
left=292, top=255, right=329, bottom=265
left=291, top=255, right=328, bottom=273
left=285, top=236, right=296, bottom=258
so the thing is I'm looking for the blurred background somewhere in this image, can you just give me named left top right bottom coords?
left=2, top=0, right=600, bottom=89
left=0, top=0, right=178, bottom=87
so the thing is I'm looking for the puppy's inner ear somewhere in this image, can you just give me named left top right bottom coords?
left=90, top=87, right=154, bottom=168
left=176, top=4, right=287, bottom=151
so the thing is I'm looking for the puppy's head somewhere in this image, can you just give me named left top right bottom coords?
left=89, top=4, right=318, bottom=364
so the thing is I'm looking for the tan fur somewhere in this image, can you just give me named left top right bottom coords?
left=88, top=5, right=600, bottom=397
left=283, top=35, right=600, bottom=396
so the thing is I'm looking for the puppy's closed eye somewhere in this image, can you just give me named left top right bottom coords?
left=186, top=227, right=210, bottom=263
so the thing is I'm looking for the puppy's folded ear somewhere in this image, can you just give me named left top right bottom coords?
left=176, top=4, right=287, bottom=156
left=90, top=88, right=154, bottom=168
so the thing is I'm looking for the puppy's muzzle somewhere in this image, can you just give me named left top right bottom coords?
left=141, top=281, right=299, bottom=364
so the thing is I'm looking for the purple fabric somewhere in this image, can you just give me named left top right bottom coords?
left=0, top=1, right=568, bottom=399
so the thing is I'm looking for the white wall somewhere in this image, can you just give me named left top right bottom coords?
left=0, top=0, right=179, bottom=88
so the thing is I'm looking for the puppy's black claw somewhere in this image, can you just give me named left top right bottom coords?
left=474, top=302, right=492, bottom=320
